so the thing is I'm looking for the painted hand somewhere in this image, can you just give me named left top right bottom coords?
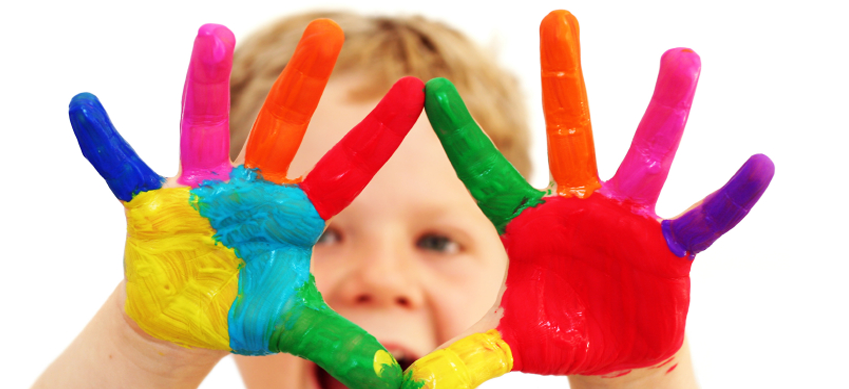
left=404, top=10, right=774, bottom=388
left=69, top=21, right=424, bottom=389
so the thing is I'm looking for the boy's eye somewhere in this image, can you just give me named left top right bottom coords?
left=416, top=233, right=460, bottom=254
left=316, top=228, right=342, bottom=246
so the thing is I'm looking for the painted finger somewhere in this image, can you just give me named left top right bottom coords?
left=605, top=48, right=701, bottom=211
left=69, top=93, right=162, bottom=201
left=541, top=10, right=600, bottom=198
left=245, top=19, right=344, bottom=184
left=178, top=24, right=235, bottom=187
left=662, top=154, right=775, bottom=258
left=424, top=78, right=545, bottom=234
left=301, top=76, right=425, bottom=220
left=269, top=278, right=403, bottom=389
left=403, top=330, right=513, bottom=389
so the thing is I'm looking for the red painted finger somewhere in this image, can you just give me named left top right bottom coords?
left=178, top=24, right=235, bottom=187
left=300, top=76, right=425, bottom=220
left=245, top=19, right=344, bottom=184
left=604, top=48, right=701, bottom=212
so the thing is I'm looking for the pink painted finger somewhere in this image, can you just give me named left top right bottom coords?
left=301, top=76, right=425, bottom=220
left=604, top=48, right=701, bottom=213
left=178, top=24, right=235, bottom=187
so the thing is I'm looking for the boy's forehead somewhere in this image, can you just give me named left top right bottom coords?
left=289, top=75, right=448, bottom=179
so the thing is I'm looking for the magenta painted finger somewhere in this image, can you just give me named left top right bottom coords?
left=301, top=76, right=425, bottom=220
left=662, top=154, right=775, bottom=258
left=604, top=48, right=701, bottom=213
left=178, top=24, right=235, bottom=187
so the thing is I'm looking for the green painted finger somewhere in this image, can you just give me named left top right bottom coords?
left=271, top=276, right=402, bottom=389
left=425, top=77, right=545, bottom=234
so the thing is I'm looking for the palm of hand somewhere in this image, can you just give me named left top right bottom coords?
left=70, top=20, right=424, bottom=389
left=498, top=194, right=690, bottom=375
left=123, top=167, right=326, bottom=353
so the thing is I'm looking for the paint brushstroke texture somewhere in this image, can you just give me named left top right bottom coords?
left=69, top=20, right=425, bottom=389
left=404, top=10, right=774, bottom=389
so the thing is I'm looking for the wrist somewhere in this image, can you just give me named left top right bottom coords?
left=34, top=282, right=227, bottom=389
left=111, top=281, right=229, bottom=380
left=568, top=338, right=698, bottom=389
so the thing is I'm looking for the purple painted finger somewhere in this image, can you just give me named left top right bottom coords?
left=604, top=48, right=701, bottom=213
left=178, top=24, right=235, bottom=187
left=662, top=154, right=775, bottom=258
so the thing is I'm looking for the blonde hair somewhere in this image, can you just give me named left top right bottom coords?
left=230, top=11, right=532, bottom=178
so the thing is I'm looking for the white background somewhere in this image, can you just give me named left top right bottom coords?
left=2, top=0, right=847, bottom=388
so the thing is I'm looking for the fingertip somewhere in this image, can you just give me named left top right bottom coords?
left=373, top=77, right=425, bottom=136
left=198, top=23, right=235, bottom=49
left=661, top=48, right=701, bottom=79
left=540, top=10, right=581, bottom=76
left=69, top=93, right=110, bottom=132
left=69, top=92, right=101, bottom=111
left=303, top=18, right=344, bottom=51
left=424, top=78, right=472, bottom=135
left=192, top=24, right=235, bottom=69
left=540, top=10, right=579, bottom=44
left=541, top=9, right=577, bottom=30
left=722, top=153, right=775, bottom=208
left=747, top=153, right=776, bottom=182
left=391, top=76, right=425, bottom=105
left=425, top=77, right=459, bottom=110
left=425, top=77, right=454, bottom=95
left=653, top=48, right=701, bottom=106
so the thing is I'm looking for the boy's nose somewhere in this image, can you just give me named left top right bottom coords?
left=336, top=242, right=424, bottom=310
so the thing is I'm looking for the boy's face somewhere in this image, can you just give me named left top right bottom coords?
left=233, top=75, right=508, bottom=389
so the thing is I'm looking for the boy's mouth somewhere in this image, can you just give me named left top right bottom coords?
left=313, top=346, right=419, bottom=389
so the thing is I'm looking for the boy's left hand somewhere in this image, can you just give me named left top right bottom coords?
left=404, top=10, right=774, bottom=388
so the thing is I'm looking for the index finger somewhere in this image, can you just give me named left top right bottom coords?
left=425, top=78, right=544, bottom=235
left=541, top=10, right=600, bottom=198
left=244, top=19, right=344, bottom=184
left=178, top=24, right=235, bottom=187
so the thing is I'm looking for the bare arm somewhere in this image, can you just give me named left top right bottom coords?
left=32, top=283, right=226, bottom=389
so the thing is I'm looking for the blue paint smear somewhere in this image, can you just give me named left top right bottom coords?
left=662, top=154, right=774, bottom=258
left=192, top=166, right=325, bottom=355
left=69, top=93, right=163, bottom=201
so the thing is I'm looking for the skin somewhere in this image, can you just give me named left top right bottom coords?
left=34, top=12, right=754, bottom=389
left=233, top=73, right=509, bottom=389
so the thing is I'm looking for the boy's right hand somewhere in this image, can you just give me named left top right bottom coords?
left=69, top=20, right=424, bottom=389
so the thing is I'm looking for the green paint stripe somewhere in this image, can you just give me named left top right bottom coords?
left=425, top=78, right=544, bottom=234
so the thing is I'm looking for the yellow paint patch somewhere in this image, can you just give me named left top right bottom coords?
left=373, top=349, right=398, bottom=377
left=407, top=329, right=513, bottom=389
left=123, top=188, right=242, bottom=350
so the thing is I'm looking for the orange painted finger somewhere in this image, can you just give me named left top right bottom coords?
left=540, top=10, right=600, bottom=198
left=244, top=19, right=344, bottom=184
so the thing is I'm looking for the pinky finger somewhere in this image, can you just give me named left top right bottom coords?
left=662, top=154, right=775, bottom=258
left=69, top=93, right=162, bottom=201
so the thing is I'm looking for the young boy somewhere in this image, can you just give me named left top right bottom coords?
left=35, top=9, right=762, bottom=389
